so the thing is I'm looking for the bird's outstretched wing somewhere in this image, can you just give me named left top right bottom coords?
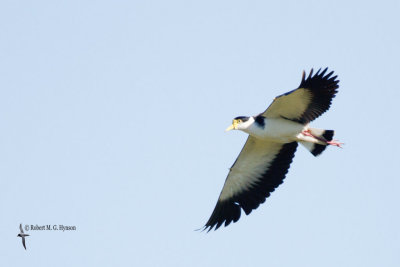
left=19, top=224, right=23, bottom=233
left=22, top=237, right=27, bottom=250
left=204, top=137, right=298, bottom=231
left=262, top=68, right=339, bottom=124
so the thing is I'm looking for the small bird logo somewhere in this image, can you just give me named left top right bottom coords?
left=17, top=224, right=29, bottom=250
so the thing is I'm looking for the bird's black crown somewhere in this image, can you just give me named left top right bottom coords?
left=234, top=116, right=250, bottom=122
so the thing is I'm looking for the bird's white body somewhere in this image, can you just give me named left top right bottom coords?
left=244, top=117, right=301, bottom=142
left=239, top=117, right=324, bottom=145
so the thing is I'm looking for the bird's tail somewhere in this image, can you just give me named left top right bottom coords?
left=299, top=128, right=334, bottom=157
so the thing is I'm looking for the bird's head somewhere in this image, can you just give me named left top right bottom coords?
left=225, top=116, right=253, bottom=131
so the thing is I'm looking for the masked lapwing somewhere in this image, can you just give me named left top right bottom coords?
left=204, top=68, right=341, bottom=231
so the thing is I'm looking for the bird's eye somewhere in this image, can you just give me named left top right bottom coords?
left=238, top=120, right=242, bottom=123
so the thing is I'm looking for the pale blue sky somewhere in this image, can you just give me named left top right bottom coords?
left=1, top=0, right=399, bottom=266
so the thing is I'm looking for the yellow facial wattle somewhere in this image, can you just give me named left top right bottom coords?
left=225, top=119, right=239, bottom=131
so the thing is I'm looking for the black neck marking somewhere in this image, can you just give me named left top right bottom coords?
left=254, top=116, right=265, bottom=128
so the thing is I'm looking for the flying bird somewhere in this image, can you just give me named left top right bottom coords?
left=17, top=224, right=29, bottom=250
left=204, top=68, right=341, bottom=231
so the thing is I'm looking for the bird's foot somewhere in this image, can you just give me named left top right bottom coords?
left=302, top=130, right=343, bottom=148
left=327, top=139, right=344, bottom=148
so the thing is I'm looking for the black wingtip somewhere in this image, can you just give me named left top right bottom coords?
left=308, top=68, right=314, bottom=79
left=299, top=67, right=339, bottom=88
left=319, top=67, right=327, bottom=77
left=301, top=70, right=306, bottom=82
left=195, top=226, right=212, bottom=233
left=294, top=67, right=340, bottom=123
left=203, top=200, right=242, bottom=232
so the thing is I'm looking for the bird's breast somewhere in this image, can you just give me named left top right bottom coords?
left=246, top=118, right=304, bottom=143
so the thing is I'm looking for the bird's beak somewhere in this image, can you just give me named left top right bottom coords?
left=225, top=124, right=235, bottom=132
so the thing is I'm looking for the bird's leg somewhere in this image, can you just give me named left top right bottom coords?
left=301, top=129, right=314, bottom=138
left=301, top=130, right=343, bottom=148
left=301, top=129, right=326, bottom=142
